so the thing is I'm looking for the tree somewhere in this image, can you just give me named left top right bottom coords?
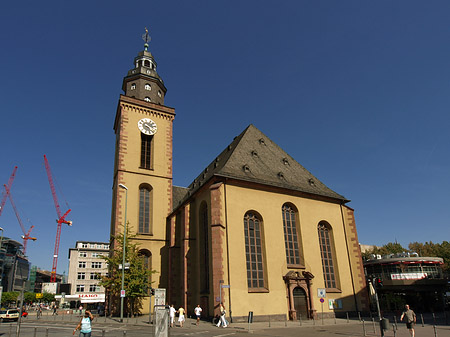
left=100, top=224, right=155, bottom=317
left=41, top=292, right=55, bottom=303
left=1, top=292, right=19, bottom=306
left=362, top=242, right=406, bottom=260
left=24, top=292, right=36, bottom=304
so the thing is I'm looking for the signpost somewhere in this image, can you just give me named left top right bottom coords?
left=120, top=290, right=125, bottom=298
left=318, top=288, right=326, bottom=325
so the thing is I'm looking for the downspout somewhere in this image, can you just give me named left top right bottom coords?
left=223, top=181, right=232, bottom=322
left=340, top=203, right=360, bottom=313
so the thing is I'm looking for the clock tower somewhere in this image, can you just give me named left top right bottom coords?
left=110, top=29, right=175, bottom=303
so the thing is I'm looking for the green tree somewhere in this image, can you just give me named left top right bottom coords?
left=41, top=292, right=55, bottom=303
left=24, top=292, right=36, bottom=304
left=100, top=224, right=155, bottom=317
left=362, top=242, right=406, bottom=260
left=1, top=292, right=19, bottom=306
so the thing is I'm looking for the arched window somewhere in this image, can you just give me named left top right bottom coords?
left=244, top=212, right=266, bottom=290
left=145, top=83, right=151, bottom=91
left=318, top=222, right=337, bottom=289
left=140, top=133, right=153, bottom=169
left=139, top=185, right=152, bottom=234
left=144, top=97, right=151, bottom=102
left=199, top=202, right=209, bottom=292
left=138, top=249, right=152, bottom=293
left=130, top=83, right=136, bottom=90
left=282, top=204, right=302, bottom=266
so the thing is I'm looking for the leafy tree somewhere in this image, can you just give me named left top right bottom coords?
left=41, top=292, right=55, bottom=303
left=362, top=242, right=406, bottom=260
left=24, top=292, right=36, bottom=304
left=100, top=224, right=155, bottom=317
left=1, top=292, right=19, bottom=306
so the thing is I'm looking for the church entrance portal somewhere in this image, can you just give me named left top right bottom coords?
left=293, top=287, right=308, bottom=319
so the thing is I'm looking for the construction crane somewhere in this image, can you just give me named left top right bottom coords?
left=0, top=166, right=18, bottom=217
left=43, top=155, right=72, bottom=282
left=4, top=186, right=36, bottom=255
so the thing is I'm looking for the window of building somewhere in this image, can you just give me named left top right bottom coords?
left=138, top=249, right=152, bottom=294
left=157, top=90, right=162, bottom=98
left=79, top=252, right=87, bottom=258
left=90, top=273, right=100, bottom=280
left=131, top=83, right=136, bottom=90
left=78, top=261, right=86, bottom=268
left=145, top=83, right=151, bottom=91
left=92, top=252, right=103, bottom=258
left=77, top=272, right=86, bottom=280
left=82, top=243, right=88, bottom=248
left=244, top=212, right=266, bottom=290
left=199, top=202, right=209, bottom=292
left=91, top=262, right=102, bottom=269
left=139, top=185, right=152, bottom=234
left=76, top=284, right=84, bottom=292
left=140, top=133, right=153, bottom=169
left=318, top=222, right=337, bottom=289
left=144, top=97, right=151, bottom=102
left=282, top=204, right=302, bottom=266
left=89, top=284, right=101, bottom=292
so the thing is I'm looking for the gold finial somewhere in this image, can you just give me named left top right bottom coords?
left=142, top=27, right=151, bottom=50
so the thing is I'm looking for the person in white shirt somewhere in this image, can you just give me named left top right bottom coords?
left=169, top=304, right=176, bottom=328
left=194, top=304, right=202, bottom=325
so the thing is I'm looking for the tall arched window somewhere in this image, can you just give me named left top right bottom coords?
left=244, top=212, right=266, bottom=290
left=282, top=204, right=302, bottom=266
left=139, top=185, right=152, bottom=234
left=140, top=133, right=153, bottom=169
left=138, top=249, right=152, bottom=293
left=199, top=202, right=209, bottom=292
left=318, top=222, right=337, bottom=289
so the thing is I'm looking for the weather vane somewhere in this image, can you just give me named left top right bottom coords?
left=142, top=27, right=151, bottom=51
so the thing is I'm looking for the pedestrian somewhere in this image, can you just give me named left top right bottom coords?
left=73, top=310, right=94, bottom=336
left=169, top=304, right=176, bottom=328
left=216, top=302, right=227, bottom=328
left=177, top=306, right=185, bottom=327
left=400, top=304, right=416, bottom=337
left=52, top=305, right=58, bottom=316
left=194, top=304, right=202, bottom=325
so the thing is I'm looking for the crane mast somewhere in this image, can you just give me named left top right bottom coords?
left=0, top=166, right=18, bottom=217
left=44, top=155, right=72, bottom=282
left=4, top=186, right=36, bottom=255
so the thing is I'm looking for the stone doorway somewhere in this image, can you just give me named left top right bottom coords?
left=283, top=271, right=315, bottom=320
left=293, top=287, right=308, bottom=319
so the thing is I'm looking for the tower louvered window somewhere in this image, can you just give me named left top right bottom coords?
left=244, top=212, right=266, bottom=290
left=140, top=134, right=153, bottom=169
left=318, top=222, right=337, bottom=289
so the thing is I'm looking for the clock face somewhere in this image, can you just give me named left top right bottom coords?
left=138, top=118, right=157, bottom=135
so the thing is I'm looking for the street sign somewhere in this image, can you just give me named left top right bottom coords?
left=221, top=285, right=230, bottom=289
left=317, top=288, right=326, bottom=298
left=36, top=293, right=43, bottom=299
left=120, top=290, right=125, bottom=298
left=320, top=298, right=325, bottom=303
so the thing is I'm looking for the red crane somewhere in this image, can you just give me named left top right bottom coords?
left=44, top=155, right=72, bottom=282
left=0, top=166, right=18, bottom=217
left=4, top=186, right=36, bottom=255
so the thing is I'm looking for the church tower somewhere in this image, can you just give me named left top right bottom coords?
left=110, top=29, right=175, bottom=301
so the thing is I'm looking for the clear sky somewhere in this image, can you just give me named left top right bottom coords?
left=1, top=1, right=449, bottom=275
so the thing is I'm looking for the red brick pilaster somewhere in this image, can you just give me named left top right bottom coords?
left=181, top=205, right=190, bottom=308
left=209, top=182, right=226, bottom=315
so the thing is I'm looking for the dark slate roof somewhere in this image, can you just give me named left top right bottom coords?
left=173, top=124, right=347, bottom=210
left=172, top=185, right=189, bottom=211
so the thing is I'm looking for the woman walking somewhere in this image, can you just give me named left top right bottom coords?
left=73, top=310, right=94, bottom=336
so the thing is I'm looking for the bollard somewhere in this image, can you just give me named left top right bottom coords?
left=421, top=313, right=425, bottom=327
left=370, top=311, right=373, bottom=320
left=334, top=315, right=336, bottom=324
left=285, top=315, right=287, bottom=327
left=34, top=327, right=37, bottom=337
left=46, top=328, right=49, bottom=337
left=299, top=313, right=302, bottom=326
left=313, top=315, right=316, bottom=325
left=362, top=319, right=366, bottom=337
left=9, top=323, right=12, bottom=337
left=102, top=329, right=106, bottom=337
left=346, top=312, right=349, bottom=323
left=123, top=331, right=127, bottom=336
left=433, top=324, right=438, bottom=337
left=394, top=315, right=397, bottom=330
left=358, top=311, right=361, bottom=322
left=433, top=312, right=436, bottom=325
left=104, top=315, right=107, bottom=323
left=372, top=317, right=376, bottom=334
left=393, top=324, right=396, bottom=337
left=268, top=314, right=271, bottom=327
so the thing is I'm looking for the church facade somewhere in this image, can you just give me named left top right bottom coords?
left=110, top=36, right=369, bottom=320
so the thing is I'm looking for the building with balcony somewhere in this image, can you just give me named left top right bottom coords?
left=364, top=253, right=446, bottom=312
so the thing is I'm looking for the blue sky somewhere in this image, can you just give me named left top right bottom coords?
left=1, top=1, right=449, bottom=275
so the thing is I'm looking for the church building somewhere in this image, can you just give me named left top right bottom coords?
left=110, top=32, right=369, bottom=321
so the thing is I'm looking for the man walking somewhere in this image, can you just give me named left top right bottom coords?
left=400, top=304, right=416, bottom=337
left=194, top=304, right=202, bottom=325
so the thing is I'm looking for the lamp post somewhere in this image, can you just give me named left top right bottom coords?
left=118, top=183, right=128, bottom=323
